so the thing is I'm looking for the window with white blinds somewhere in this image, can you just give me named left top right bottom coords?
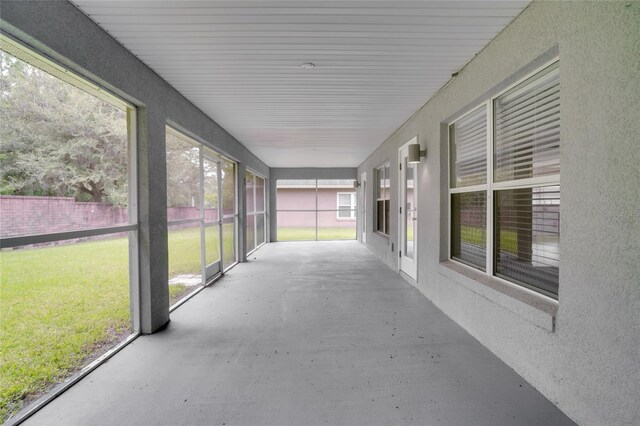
left=450, top=105, right=487, bottom=188
left=494, top=63, right=560, bottom=183
left=495, top=186, right=560, bottom=297
left=448, top=60, right=560, bottom=299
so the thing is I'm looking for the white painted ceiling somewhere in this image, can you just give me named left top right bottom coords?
left=73, top=1, right=529, bottom=167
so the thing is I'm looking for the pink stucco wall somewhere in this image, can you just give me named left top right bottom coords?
left=276, top=188, right=356, bottom=228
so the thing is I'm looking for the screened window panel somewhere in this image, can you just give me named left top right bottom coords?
left=450, top=105, right=487, bottom=188
left=255, top=176, right=265, bottom=213
left=276, top=211, right=316, bottom=241
left=167, top=222, right=202, bottom=286
left=256, top=214, right=265, bottom=246
left=166, top=133, right=201, bottom=220
left=495, top=186, right=560, bottom=297
left=205, top=224, right=220, bottom=266
left=245, top=171, right=255, bottom=214
left=222, top=217, right=236, bottom=268
left=221, top=159, right=236, bottom=217
left=276, top=179, right=316, bottom=211
left=494, top=63, right=560, bottom=182
left=318, top=211, right=356, bottom=241
left=246, top=214, right=256, bottom=254
left=451, top=192, right=487, bottom=270
left=202, top=155, right=219, bottom=223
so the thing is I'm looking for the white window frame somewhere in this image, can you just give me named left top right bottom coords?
left=336, top=192, right=356, bottom=220
left=447, top=58, right=560, bottom=300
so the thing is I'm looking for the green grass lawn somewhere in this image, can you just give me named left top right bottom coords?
left=0, top=221, right=517, bottom=421
left=277, top=226, right=356, bottom=241
left=0, top=237, right=131, bottom=421
left=0, top=225, right=236, bottom=422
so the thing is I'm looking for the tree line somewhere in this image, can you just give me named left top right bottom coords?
left=1, top=51, right=232, bottom=208
left=0, top=51, right=129, bottom=204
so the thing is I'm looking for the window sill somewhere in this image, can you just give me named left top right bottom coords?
left=439, top=260, right=557, bottom=332
left=373, top=231, right=389, bottom=240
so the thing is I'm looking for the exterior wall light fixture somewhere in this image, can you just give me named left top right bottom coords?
left=408, top=143, right=426, bottom=164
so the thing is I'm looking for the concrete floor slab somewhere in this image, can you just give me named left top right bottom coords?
left=25, top=241, right=575, bottom=426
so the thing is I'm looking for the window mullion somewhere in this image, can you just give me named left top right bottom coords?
left=450, top=184, right=487, bottom=194
left=486, top=99, right=495, bottom=277
left=492, top=175, right=560, bottom=190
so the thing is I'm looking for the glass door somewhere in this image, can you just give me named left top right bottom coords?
left=202, top=148, right=222, bottom=280
left=166, top=128, right=233, bottom=300
left=221, top=158, right=237, bottom=271
left=399, top=141, right=418, bottom=280
left=245, top=170, right=267, bottom=256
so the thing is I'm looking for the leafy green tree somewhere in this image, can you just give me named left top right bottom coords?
left=165, top=133, right=201, bottom=208
left=0, top=51, right=128, bottom=204
left=0, top=50, right=239, bottom=209
left=166, top=135, right=237, bottom=214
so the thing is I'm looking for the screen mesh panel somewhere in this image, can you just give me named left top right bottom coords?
left=495, top=186, right=560, bottom=296
left=494, top=63, right=560, bottom=182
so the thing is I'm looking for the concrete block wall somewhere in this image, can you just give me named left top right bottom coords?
left=0, top=195, right=128, bottom=237
left=0, top=195, right=226, bottom=237
left=357, top=2, right=640, bottom=425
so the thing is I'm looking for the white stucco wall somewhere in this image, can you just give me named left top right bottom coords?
left=357, top=2, right=640, bottom=425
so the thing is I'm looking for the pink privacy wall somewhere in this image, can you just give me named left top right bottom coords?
left=0, top=195, right=129, bottom=238
left=0, top=195, right=222, bottom=238
left=276, top=188, right=356, bottom=228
